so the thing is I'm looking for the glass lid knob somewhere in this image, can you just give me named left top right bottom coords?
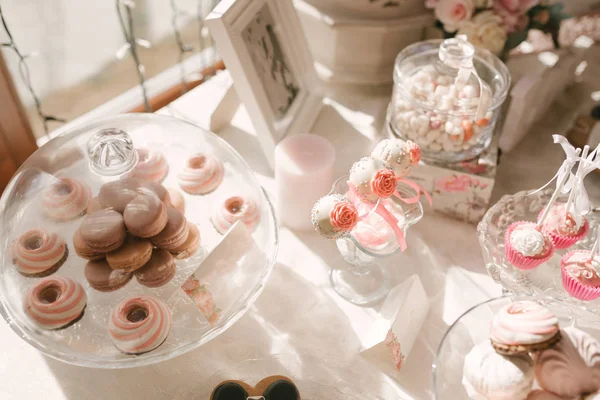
left=87, top=128, right=138, bottom=176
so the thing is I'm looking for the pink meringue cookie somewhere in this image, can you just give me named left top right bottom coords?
left=311, top=194, right=358, bottom=240
left=108, top=295, right=172, bottom=354
left=534, top=327, right=600, bottom=398
left=42, top=178, right=91, bottom=221
left=490, top=300, right=560, bottom=354
left=131, top=147, right=169, bottom=183
left=178, top=153, right=224, bottom=195
left=24, top=276, right=87, bottom=330
left=210, top=195, right=260, bottom=235
left=12, top=229, right=68, bottom=277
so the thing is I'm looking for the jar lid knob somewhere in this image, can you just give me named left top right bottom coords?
left=87, top=128, right=138, bottom=176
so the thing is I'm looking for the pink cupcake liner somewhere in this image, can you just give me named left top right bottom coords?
left=505, top=221, right=554, bottom=270
left=561, top=251, right=600, bottom=301
left=537, top=209, right=589, bottom=249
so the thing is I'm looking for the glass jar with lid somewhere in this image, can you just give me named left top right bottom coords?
left=387, top=37, right=510, bottom=163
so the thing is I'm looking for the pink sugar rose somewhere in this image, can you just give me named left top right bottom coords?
left=405, top=140, right=422, bottom=165
left=370, top=169, right=397, bottom=198
left=182, top=277, right=200, bottom=292
left=494, top=0, right=538, bottom=32
left=435, top=0, right=475, bottom=33
left=329, top=201, right=358, bottom=231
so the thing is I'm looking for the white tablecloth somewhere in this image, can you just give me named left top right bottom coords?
left=2, top=62, right=600, bottom=399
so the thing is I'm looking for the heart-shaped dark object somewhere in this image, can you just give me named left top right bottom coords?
left=211, top=376, right=300, bottom=400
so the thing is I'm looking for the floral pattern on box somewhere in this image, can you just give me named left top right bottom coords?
left=182, top=274, right=221, bottom=326
left=385, top=329, right=405, bottom=371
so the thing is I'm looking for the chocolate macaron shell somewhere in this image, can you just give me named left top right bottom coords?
left=86, top=197, right=106, bottom=214
left=106, top=236, right=153, bottom=272
left=123, top=193, right=168, bottom=238
left=73, top=228, right=105, bottom=260
left=151, top=207, right=189, bottom=250
left=80, top=210, right=126, bottom=252
left=170, top=222, right=201, bottom=259
left=135, top=249, right=176, bottom=288
left=98, top=178, right=141, bottom=213
left=166, top=188, right=185, bottom=214
left=137, top=181, right=170, bottom=204
left=85, top=259, right=132, bottom=292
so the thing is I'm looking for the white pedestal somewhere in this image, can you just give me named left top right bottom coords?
left=295, top=0, right=433, bottom=85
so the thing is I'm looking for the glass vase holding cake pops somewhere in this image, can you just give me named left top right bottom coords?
left=326, top=176, right=424, bottom=305
left=478, top=136, right=600, bottom=315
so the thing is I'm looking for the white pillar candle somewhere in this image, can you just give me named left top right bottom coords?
left=274, top=134, right=336, bottom=231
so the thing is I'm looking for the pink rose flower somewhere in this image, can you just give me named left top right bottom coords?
left=330, top=201, right=358, bottom=231
left=405, top=140, right=422, bottom=165
left=493, top=0, right=538, bottom=32
left=370, top=169, right=397, bottom=198
left=435, top=0, right=475, bottom=33
left=385, top=330, right=396, bottom=346
left=435, top=175, right=471, bottom=192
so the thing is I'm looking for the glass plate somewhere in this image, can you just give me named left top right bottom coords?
left=478, top=188, right=600, bottom=314
left=0, top=114, right=278, bottom=368
left=433, top=296, right=600, bottom=399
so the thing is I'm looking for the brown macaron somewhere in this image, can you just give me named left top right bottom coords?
left=123, top=193, right=168, bottom=238
left=86, top=197, right=105, bottom=214
left=150, top=207, right=189, bottom=250
left=98, top=178, right=141, bottom=213
left=170, top=222, right=201, bottom=259
left=138, top=181, right=170, bottom=204
left=106, top=235, right=153, bottom=272
left=85, top=259, right=132, bottom=292
left=135, top=249, right=176, bottom=288
left=166, top=187, right=185, bottom=213
left=80, top=210, right=126, bottom=253
left=73, top=228, right=105, bottom=260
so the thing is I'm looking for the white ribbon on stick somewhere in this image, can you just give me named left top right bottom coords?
left=566, top=144, right=600, bottom=228
left=528, top=135, right=579, bottom=196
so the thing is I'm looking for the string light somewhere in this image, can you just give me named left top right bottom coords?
left=115, top=0, right=151, bottom=112
left=170, top=0, right=194, bottom=96
left=0, top=4, right=65, bottom=136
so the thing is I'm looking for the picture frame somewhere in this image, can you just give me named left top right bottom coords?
left=206, top=0, right=323, bottom=167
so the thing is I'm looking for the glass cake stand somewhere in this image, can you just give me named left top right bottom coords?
left=0, top=114, right=278, bottom=368
left=477, top=188, right=600, bottom=315
left=329, top=176, right=424, bottom=305
left=433, top=296, right=600, bottom=399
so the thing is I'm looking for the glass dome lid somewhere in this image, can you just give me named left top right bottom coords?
left=0, top=114, right=278, bottom=368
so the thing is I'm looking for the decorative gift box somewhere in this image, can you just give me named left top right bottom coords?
left=294, top=0, right=433, bottom=85
left=405, top=137, right=499, bottom=224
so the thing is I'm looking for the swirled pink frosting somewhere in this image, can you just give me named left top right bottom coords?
left=562, top=251, right=600, bottom=287
left=42, top=178, right=91, bottom=221
left=370, top=169, right=396, bottom=198
left=211, top=196, right=260, bottom=235
left=12, top=229, right=67, bottom=275
left=108, top=295, right=172, bottom=354
left=330, top=201, right=358, bottom=231
left=24, top=276, right=87, bottom=330
left=131, top=147, right=169, bottom=183
left=178, top=153, right=224, bottom=194
left=490, top=301, right=559, bottom=346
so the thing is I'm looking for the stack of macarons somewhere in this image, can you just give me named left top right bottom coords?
left=74, top=178, right=201, bottom=292
left=462, top=300, right=600, bottom=399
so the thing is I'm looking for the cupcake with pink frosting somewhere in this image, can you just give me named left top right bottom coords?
left=211, top=195, right=260, bottom=235
left=311, top=194, right=358, bottom=240
left=505, top=222, right=554, bottom=270
left=131, top=147, right=169, bottom=183
left=490, top=300, right=561, bottom=355
left=561, top=250, right=600, bottom=301
left=539, top=203, right=589, bottom=249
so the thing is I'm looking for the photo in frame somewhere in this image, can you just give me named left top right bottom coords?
left=206, top=0, right=323, bottom=167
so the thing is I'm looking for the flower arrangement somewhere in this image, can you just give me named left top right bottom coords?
left=426, top=0, right=570, bottom=56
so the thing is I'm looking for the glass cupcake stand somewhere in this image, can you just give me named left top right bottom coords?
left=477, top=188, right=600, bottom=315
left=0, top=114, right=278, bottom=368
left=432, top=296, right=600, bottom=399
left=328, top=176, right=423, bottom=305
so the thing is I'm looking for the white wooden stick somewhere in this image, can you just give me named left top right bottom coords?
left=537, top=148, right=581, bottom=228
left=565, top=145, right=589, bottom=214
